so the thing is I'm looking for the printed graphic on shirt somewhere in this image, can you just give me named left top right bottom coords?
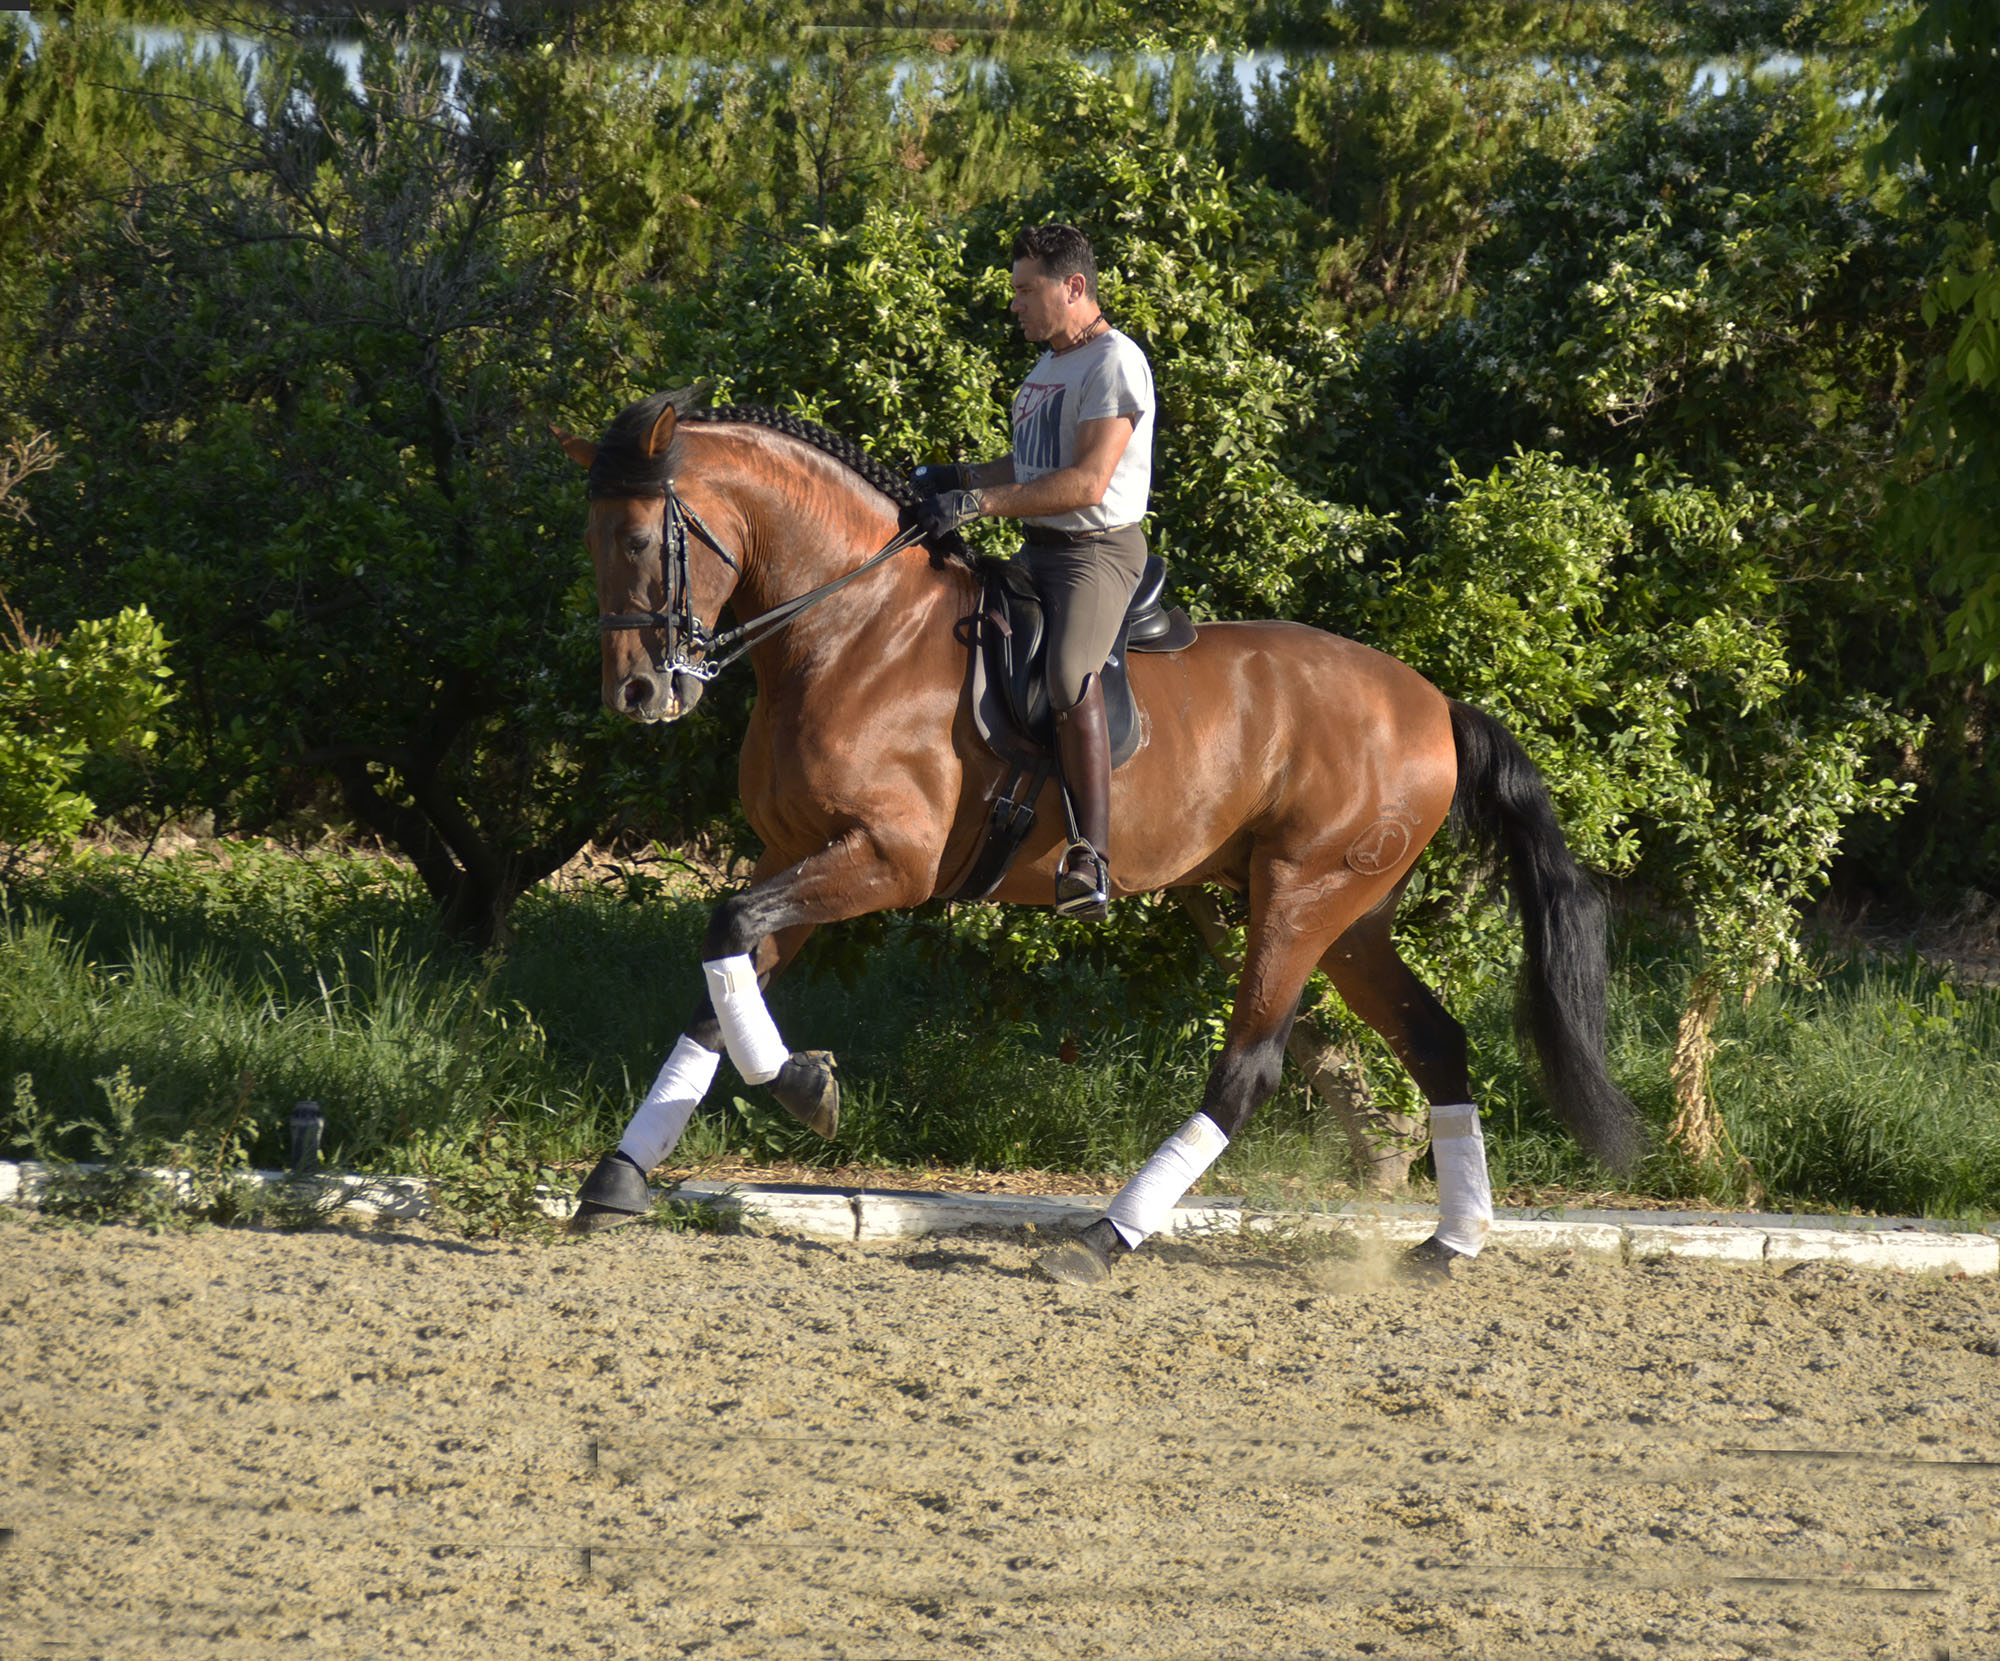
left=1012, top=381, right=1067, bottom=472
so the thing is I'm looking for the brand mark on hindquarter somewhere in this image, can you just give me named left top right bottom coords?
left=1345, top=802, right=1418, bottom=876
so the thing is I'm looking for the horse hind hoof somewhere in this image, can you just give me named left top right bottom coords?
left=1034, top=1219, right=1128, bottom=1287
left=1399, top=1235, right=1467, bottom=1281
left=771, top=1051, right=840, bottom=1139
left=566, top=1150, right=653, bottom=1235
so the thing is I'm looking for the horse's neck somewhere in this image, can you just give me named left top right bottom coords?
left=736, top=483, right=896, bottom=618
left=690, top=434, right=969, bottom=677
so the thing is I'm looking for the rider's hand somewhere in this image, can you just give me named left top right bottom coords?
left=906, top=489, right=985, bottom=541
left=910, top=463, right=967, bottom=495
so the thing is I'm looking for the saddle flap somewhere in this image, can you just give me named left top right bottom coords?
left=999, top=561, right=1041, bottom=604
left=967, top=551, right=1196, bottom=772
left=968, top=566, right=1129, bottom=769
left=992, top=565, right=1044, bottom=665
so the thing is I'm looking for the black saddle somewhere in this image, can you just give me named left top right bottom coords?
left=945, top=554, right=1198, bottom=903
left=968, top=553, right=1198, bottom=772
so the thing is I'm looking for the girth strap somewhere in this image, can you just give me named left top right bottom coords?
left=939, top=755, right=1055, bottom=903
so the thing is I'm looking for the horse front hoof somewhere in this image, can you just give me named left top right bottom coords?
left=771, top=1050, right=840, bottom=1139
left=1399, top=1234, right=1467, bottom=1281
left=566, top=1150, right=653, bottom=1235
left=1034, top=1218, right=1128, bottom=1287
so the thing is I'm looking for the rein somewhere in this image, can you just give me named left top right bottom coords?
left=595, top=483, right=924, bottom=684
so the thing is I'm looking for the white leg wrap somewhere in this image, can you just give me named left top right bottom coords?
left=617, top=1034, right=721, bottom=1171
left=1431, top=1101, right=1493, bottom=1257
left=1104, top=1112, right=1230, bottom=1249
left=702, top=953, right=790, bottom=1085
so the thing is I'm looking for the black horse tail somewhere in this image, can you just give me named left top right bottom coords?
left=1447, top=700, right=1646, bottom=1175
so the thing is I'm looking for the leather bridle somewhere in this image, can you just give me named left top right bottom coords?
left=593, top=480, right=924, bottom=684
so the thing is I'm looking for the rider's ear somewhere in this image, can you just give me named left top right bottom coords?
left=553, top=425, right=597, bottom=469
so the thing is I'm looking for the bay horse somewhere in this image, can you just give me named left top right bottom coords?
left=557, top=387, right=1644, bottom=1283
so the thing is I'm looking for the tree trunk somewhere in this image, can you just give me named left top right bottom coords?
left=1174, top=887, right=1420, bottom=1194
left=1670, top=968, right=1766, bottom=1203
left=324, top=750, right=593, bottom=953
left=1668, top=970, right=1723, bottom=1164
left=1281, top=1015, right=1424, bottom=1195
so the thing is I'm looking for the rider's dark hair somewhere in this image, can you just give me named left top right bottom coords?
left=1011, top=222, right=1098, bottom=301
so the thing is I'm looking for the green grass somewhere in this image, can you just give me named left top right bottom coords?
left=1719, top=964, right=2000, bottom=1221
left=3, top=839, right=1997, bottom=1226
left=1453, top=936, right=2000, bottom=1224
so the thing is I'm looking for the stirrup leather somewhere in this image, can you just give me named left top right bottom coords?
left=1053, top=840, right=1109, bottom=916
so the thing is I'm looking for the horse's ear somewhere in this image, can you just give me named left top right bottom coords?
left=553, top=425, right=596, bottom=469
left=642, top=403, right=678, bottom=459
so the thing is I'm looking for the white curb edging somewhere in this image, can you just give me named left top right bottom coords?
left=855, top=1189, right=1104, bottom=1241
left=1496, top=1219, right=1628, bottom=1261
left=1625, top=1222, right=1773, bottom=1265
left=666, top=1183, right=1244, bottom=1244
left=1760, top=1226, right=1996, bottom=1276
left=0, top=1159, right=435, bottom=1217
left=2, top=1159, right=1993, bottom=1274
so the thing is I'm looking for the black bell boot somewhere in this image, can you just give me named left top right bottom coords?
left=770, top=1050, right=840, bottom=1139
left=1052, top=674, right=1112, bottom=921
left=1034, top=1218, right=1132, bottom=1286
left=1399, top=1234, right=1468, bottom=1281
left=567, top=1149, right=654, bottom=1235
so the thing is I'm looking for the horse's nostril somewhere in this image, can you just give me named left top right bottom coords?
left=622, top=677, right=653, bottom=709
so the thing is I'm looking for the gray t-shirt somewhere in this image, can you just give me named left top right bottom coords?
left=1009, top=327, right=1154, bottom=533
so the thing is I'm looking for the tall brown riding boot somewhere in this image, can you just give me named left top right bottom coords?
left=1052, top=673, right=1112, bottom=920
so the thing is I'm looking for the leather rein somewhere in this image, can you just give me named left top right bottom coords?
left=593, top=482, right=924, bottom=684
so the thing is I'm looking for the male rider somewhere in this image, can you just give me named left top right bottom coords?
left=908, top=222, right=1155, bottom=921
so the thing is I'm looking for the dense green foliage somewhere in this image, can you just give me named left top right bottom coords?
left=0, top=433, right=172, bottom=855
left=0, top=607, right=172, bottom=856
left=1871, top=0, right=2000, bottom=682
left=0, top=2, right=1993, bottom=1200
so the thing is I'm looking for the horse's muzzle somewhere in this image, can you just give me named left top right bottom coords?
left=611, top=670, right=707, bottom=724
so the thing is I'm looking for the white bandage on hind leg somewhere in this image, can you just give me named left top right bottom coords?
left=1104, top=1113, right=1230, bottom=1249
left=617, top=1034, right=721, bottom=1172
left=1430, top=1101, right=1493, bottom=1256
left=702, top=953, right=790, bottom=1085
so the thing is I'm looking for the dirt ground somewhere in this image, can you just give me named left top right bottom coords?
left=4, top=1211, right=1998, bottom=1661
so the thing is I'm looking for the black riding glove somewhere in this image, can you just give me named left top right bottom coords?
left=910, top=463, right=968, bottom=494
left=907, top=489, right=985, bottom=541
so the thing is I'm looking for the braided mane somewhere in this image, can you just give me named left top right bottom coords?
left=688, top=405, right=922, bottom=510
left=589, top=390, right=975, bottom=570
left=701, top=404, right=980, bottom=572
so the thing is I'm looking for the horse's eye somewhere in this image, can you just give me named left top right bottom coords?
left=625, top=533, right=654, bottom=559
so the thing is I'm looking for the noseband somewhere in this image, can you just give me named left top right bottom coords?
left=594, top=481, right=925, bottom=685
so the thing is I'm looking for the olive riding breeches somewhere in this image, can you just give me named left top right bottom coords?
left=1014, top=523, right=1149, bottom=711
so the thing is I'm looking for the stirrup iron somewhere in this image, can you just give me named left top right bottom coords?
left=1053, top=840, right=1109, bottom=918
